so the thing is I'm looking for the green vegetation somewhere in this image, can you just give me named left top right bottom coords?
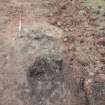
left=84, top=0, right=105, bottom=16
left=84, top=0, right=105, bottom=8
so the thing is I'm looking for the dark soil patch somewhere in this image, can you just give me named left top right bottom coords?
left=26, top=55, right=66, bottom=105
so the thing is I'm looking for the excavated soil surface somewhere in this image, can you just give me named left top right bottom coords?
left=0, top=0, right=105, bottom=105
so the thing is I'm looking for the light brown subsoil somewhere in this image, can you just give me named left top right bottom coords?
left=0, top=0, right=105, bottom=105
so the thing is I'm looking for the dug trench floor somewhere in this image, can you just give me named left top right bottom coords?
left=0, top=0, right=105, bottom=105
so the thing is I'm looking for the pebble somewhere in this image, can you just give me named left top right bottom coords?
left=63, top=37, right=68, bottom=42
left=57, top=21, right=62, bottom=26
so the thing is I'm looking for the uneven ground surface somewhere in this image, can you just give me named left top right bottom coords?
left=0, top=0, right=105, bottom=105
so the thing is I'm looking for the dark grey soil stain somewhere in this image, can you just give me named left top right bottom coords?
left=26, top=55, right=66, bottom=105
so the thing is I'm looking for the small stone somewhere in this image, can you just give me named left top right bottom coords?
left=79, top=10, right=86, bottom=15
left=57, top=21, right=62, bottom=26
left=85, top=79, right=92, bottom=86
left=63, top=36, right=69, bottom=42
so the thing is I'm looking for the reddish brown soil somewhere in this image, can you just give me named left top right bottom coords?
left=48, top=0, right=105, bottom=84
left=47, top=0, right=105, bottom=104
